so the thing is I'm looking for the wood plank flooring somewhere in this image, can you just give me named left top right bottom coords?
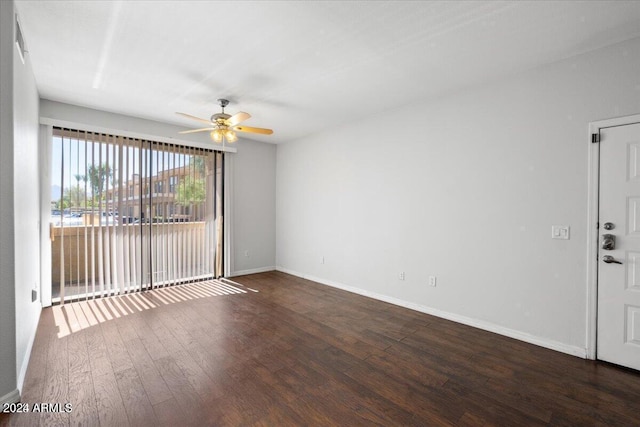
left=2, top=271, right=640, bottom=426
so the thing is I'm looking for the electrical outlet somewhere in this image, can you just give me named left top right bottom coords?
left=31, top=289, right=38, bottom=302
left=429, top=276, right=437, bottom=287
left=399, top=272, right=405, bottom=280
left=321, top=256, right=325, bottom=264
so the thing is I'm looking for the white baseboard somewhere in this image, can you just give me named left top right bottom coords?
left=0, top=389, right=20, bottom=405
left=229, top=266, right=275, bottom=277
left=17, top=306, right=41, bottom=392
left=276, top=266, right=587, bottom=359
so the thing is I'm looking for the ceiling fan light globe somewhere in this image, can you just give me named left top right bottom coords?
left=210, top=130, right=223, bottom=143
left=226, top=130, right=238, bottom=143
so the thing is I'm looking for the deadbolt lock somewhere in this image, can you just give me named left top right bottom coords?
left=603, top=222, right=615, bottom=230
left=601, top=234, right=616, bottom=250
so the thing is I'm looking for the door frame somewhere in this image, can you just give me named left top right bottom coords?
left=587, top=113, right=640, bottom=360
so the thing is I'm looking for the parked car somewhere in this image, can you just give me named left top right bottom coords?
left=50, top=212, right=83, bottom=226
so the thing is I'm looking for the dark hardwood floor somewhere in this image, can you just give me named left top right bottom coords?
left=2, top=271, right=640, bottom=426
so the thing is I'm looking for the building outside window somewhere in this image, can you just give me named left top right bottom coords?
left=169, top=176, right=178, bottom=193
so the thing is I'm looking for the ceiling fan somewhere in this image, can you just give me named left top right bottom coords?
left=177, top=99, right=273, bottom=144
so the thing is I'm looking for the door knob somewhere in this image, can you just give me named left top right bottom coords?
left=601, top=234, right=616, bottom=250
left=602, top=255, right=623, bottom=264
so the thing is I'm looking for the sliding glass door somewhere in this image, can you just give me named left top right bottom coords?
left=50, top=128, right=224, bottom=303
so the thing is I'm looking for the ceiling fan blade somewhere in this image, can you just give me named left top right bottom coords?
left=179, top=127, right=213, bottom=134
left=176, top=112, right=211, bottom=125
left=233, top=125, right=273, bottom=135
left=226, top=112, right=251, bottom=127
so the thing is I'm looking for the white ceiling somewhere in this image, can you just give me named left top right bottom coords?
left=14, top=1, right=640, bottom=144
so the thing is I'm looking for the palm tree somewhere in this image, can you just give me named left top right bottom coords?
left=72, top=174, right=87, bottom=208
left=87, top=164, right=112, bottom=202
left=64, top=185, right=85, bottom=208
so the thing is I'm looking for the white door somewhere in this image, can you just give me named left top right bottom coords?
left=597, top=122, right=640, bottom=371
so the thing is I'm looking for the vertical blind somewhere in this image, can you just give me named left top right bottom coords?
left=51, top=128, right=224, bottom=303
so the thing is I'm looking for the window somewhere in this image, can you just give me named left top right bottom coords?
left=169, top=176, right=178, bottom=193
left=50, top=128, right=225, bottom=303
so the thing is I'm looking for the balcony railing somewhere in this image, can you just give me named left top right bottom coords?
left=51, top=220, right=218, bottom=301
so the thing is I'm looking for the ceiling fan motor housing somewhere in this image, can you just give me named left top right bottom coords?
left=213, top=99, right=231, bottom=124
left=211, top=112, right=232, bottom=124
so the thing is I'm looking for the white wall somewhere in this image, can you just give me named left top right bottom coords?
left=0, top=0, right=42, bottom=403
left=40, top=100, right=277, bottom=278
left=276, top=36, right=640, bottom=356
left=13, top=5, right=42, bottom=390
left=230, top=139, right=277, bottom=275
left=0, top=0, right=18, bottom=403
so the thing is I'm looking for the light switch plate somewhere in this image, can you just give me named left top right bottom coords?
left=551, top=225, right=570, bottom=240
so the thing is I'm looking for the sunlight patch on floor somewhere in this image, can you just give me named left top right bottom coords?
left=52, top=279, right=253, bottom=338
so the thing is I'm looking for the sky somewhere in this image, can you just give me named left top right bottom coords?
left=51, top=135, right=194, bottom=200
